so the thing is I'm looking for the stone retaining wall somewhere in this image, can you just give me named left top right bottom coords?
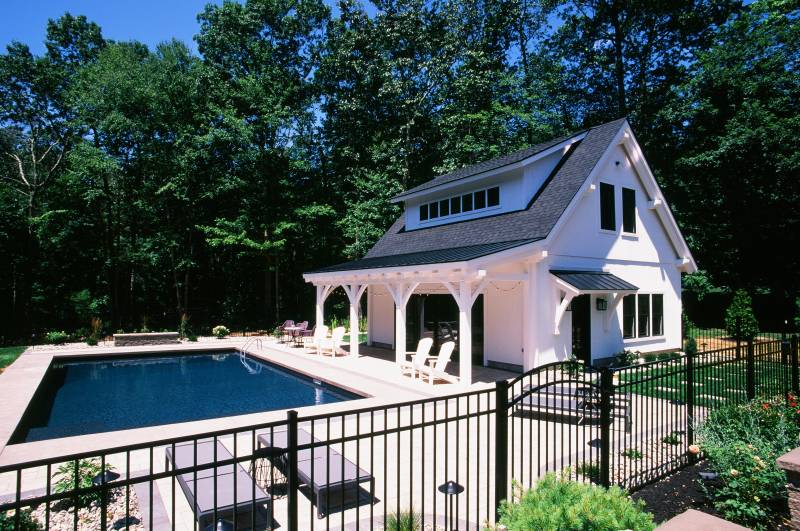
left=113, top=332, right=180, bottom=347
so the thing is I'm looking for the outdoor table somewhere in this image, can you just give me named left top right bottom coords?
left=283, top=326, right=302, bottom=346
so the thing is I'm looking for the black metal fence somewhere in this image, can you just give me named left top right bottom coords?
left=1, top=336, right=798, bottom=530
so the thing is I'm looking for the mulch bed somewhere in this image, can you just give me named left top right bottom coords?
left=631, top=461, right=793, bottom=530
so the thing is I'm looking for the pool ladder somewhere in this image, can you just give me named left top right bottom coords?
left=239, top=338, right=263, bottom=374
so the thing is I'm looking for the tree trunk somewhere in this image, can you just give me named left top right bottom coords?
left=610, top=1, right=627, bottom=117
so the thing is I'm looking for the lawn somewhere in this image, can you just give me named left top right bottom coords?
left=0, top=345, right=26, bottom=372
left=617, top=357, right=788, bottom=407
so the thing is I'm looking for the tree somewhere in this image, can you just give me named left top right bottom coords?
left=725, top=289, right=759, bottom=340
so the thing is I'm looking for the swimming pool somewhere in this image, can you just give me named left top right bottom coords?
left=11, top=351, right=359, bottom=443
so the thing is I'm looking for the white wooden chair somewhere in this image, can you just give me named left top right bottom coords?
left=304, top=325, right=328, bottom=353
left=419, top=341, right=457, bottom=385
left=318, top=326, right=346, bottom=356
left=398, top=338, right=434, bottom=379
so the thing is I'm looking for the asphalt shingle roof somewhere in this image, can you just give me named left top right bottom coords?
left=309, top=239, right=539, bottom=273
left=309, top=118, right=627, bottom=274
left=551, top=270, right=638, bottom=291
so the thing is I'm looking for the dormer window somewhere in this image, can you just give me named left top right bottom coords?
left=419, top=186, right=500, bottom=223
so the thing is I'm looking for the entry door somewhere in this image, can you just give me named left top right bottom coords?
left=571, top=295, right=591, bottom=364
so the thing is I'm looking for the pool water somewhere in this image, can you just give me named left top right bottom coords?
left=12, top=352, right=359, bottom=443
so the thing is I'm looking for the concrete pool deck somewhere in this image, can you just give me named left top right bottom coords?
left=0, top=337, right=514, bottom=465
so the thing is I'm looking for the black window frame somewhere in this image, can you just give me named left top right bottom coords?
left=439, top=199, right=450, bottom=217
left=622, top=187, right=636, bottom=233
left=462, top=193, right=473, bottom=212
left=450, top=196, right=461, bottom=214
left=419, top=204, right=429, bottom=221
left=622, top=294, right=636, bottom=339
left=600, top=182, right=615, bottom=231
left=429, top=201, right=439, bottom=218
left=487, top=186, right=500, bottom=207
left=652, top=294, right=664, bottom=336
left=637, top=294, right=651, bottom=338
left=474, top=189, right=486, bottom=209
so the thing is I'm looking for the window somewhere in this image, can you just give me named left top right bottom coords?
left=487, top=186, right=500, bottom=207
left=623, top=295, right=636, bottom=339
left=622, top=187, right=636, bottom=233
left=417, top=186, right=499, bottom=223
left=462, top=193, right=473, bottom=212
left=600, top=183, right=615, bottom=230
left=474, top=189, right=486, bottom=209
left=652, top=294, right=664, bottom=336
left=419, top=204, right=429, bottom=221
left=637, top=294, right=651, bottom=337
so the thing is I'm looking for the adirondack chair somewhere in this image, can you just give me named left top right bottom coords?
left=418, top=341, right=457, bottom=385
left=398, top=337, right=434, bottom=379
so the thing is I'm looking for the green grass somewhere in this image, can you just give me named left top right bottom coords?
left=0, top=346, right=26, bottom=371
left=618, top=358, right=787, bottom=407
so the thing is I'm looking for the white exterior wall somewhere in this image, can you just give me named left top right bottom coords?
left=483, top=262, right=526, bottom=368
left=368, top=285, right=395, bottom=347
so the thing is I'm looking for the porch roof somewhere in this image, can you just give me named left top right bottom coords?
left=308, top=239, right=538, bottom=275
left=551, top=270, right=638, bottom=292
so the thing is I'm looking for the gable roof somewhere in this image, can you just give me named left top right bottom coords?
left=365, top=117, right=628, bottom=259
left=392, top=131, right=586, bottom=201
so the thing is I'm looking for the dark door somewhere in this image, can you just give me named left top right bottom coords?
left=571, top=295, right=591, bottom=364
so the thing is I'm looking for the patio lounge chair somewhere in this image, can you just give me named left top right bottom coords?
left=418, top=341, right=457, bottom=385
left=317, top=326, right=346, bottom=356
left=516, top=384, right=632, bottom=432
left=398, top=337, right=434, bottom=379
left=165, top=439, right=272, bottom=529
left=256, top=428, right=374, bottom=518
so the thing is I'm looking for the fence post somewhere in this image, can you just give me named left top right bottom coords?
left=494, top=379, right=509, bottom=523
left=792, top=335, right=799, bottom=394
left=686, top=350, right=695, bottom=461
left=746, top=339, right=756, bottom=400
left=599, top=368, right=613, bottom=488
left=286, top=409, right=299, bottom=531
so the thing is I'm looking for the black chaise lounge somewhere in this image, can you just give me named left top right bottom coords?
left=165, top=439, right=272, bottom=528
left=257, top=428, right=375, bottom=518
left=517, top=384, right=632, bottom=432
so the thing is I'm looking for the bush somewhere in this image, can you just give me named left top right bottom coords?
left=613, top=350, right=640, bottom=367
left=383, top=510, right=421, bottom=530
left=0, top=509, right=41, bottom=530
left=45, top=330, right=69, bottom=345
left=684, top=336, right=698, bottom=356
left=563, top=354, right=583, bottom=377
left=86, top=336, right=98, bottom=346
left=642, top=352, right=658, bottom=363
left=212, top=325, right=230, bottom=339
left=724, top=289, right=759, bottom=340
left=622, top=448, right=643, bottom=459
left=187, top=334, right=198, bottom=342
left=53, top=458, right=112, bottom=508
left=696, top=396, right=800, bottom=529
left=497, top=473, right=655, bottom=531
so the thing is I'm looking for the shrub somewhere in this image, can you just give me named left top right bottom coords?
left=657, top=351, right=675, bottom=361
left=497, top=473, right=655, bottom=531
left=383, top=510, right=421, bottom=531
left=622, top=448, right=643, bottom=459
left=212, top=325, right=230, bottom=339
left=613, top=350, right=639, bottom=367
left=53, top=458, right=111, bottom=508
left=86, top=336, right=98, bottom=346
left=696, top=395, right=800, bottom=529
left=576, top=461, right=601, bottom=481
left=642, top=352, right=658, bottom=363
left=563, top=354, right=583, bottom=377
left=662, top=432, right=682, bottom=445
left=187, top=334, right=198, bottom=342
left=0, top=509, right=41, bottom=530
left=179, top=313, right=191, bottom=339
left=725, top=289, right=759, bottom=341
left=684, top=336, right=698, bottom=356
left=45, top=331, right=69, bottom=345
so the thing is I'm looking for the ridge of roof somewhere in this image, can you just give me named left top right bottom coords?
left=392, top=129, right=588, bottom=201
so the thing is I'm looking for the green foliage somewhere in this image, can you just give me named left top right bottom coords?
left=725, top=290, right=759, bottom=340
left=0, top=346, right=25, bottom=370
left=383, top=510, right=421, bottom=531
left=497, top=473, right=655, bottom=531
left=642, top=352, right=658, bottom=363
left=576, top=462, right=600, bottom=481
left=212, top=325, right=229, bottom=338
left=85, top=336, right=97, bottom=346
left=682, top=271, right=717, bottom=301
left=0, top=509, right=41, bottom=531
left=658, top=351, right=676, bottom=361
left=696, top=396, right=800, bottom=529
left=684, top=337, right=698, bottom=357
left=662, top=432, right=682, bottom=445
left=563, top=354, right=583, bottom=378
left=187, top=334, right=198, bottom=342
left=613, top=350, right=640, bottom=367
left=622, top=448, right=643, bottom=459
left=45, top=330, right=69, bottom=344
left=52, top=458, right=110, bottom=508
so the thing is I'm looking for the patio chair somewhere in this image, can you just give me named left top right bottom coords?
left=277, top=320, right=295, bottom=342
left=165, top=439, right=271, bottom=529
left=291, top=321, right=309, bottom=346
left=303, top=325, right=328, bottom=352
left=418, top=341, right=457, bottom=385
left=256, top=428, right=374, bottom=518
left=317, top=326, right=346, bottom=356
left=398, top=337, right=434, bottom=379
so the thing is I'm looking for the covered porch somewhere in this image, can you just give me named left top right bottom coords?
left=303, top=241, right=542, bottom=386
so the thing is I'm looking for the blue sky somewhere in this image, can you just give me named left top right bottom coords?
left=1, top=0, right=259, bottom=55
